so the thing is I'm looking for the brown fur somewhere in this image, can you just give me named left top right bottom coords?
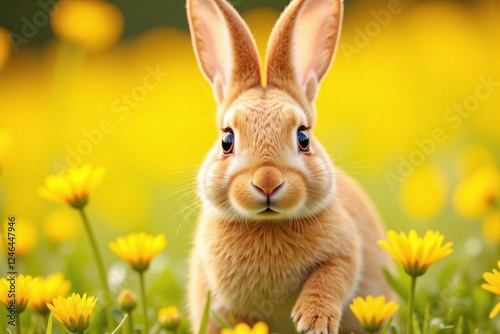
left=186, top=0, right=393, bottom=333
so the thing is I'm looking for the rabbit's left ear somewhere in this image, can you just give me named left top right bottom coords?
left=187, top=0, right=262, bottom=104
left=266, top=0, right=343, bottom=102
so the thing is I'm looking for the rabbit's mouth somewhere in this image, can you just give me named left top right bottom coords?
left=255, top=207, right=282, bottom=218
left=260, top=208, right=278, bottom=214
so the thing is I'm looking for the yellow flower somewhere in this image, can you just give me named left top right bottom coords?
left=0, top=128, right=12, bottom=167
left=38, top=165, right=105, bottom=209
left=51, top=0, right=124, bottom=52
left=349, top=295, right=399, bottom=333
left=453, top=166, right=499, bottom=218
left=1, top=218, right=37, bottom=258
left=29, top=273, right=71, bottom=314
left=378, top=230, right=453, bottom=277
left=0, top=28, right=11, bottom=71
left=221, top=322, right=269, bottom=334
left=482, top=260, right=500, bottom=318
left=0, top=275, right=39, bottom=313
left=47, top=293, right=97, bottom=333
left=158, top=306, right=181, bottom=331
left=117, top=289, right=137, bottom=313
left=109, top=232, right=167, bottom=272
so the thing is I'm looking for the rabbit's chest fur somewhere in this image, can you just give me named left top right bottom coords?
left=196, top=203, right=357, bottom=315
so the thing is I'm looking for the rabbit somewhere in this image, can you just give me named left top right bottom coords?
left=186, top=0, right=394, bottom=333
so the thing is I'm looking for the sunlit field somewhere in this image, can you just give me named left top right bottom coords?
left=0, top=0, right=499, bottom=332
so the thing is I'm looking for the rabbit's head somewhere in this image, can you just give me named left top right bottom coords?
left=187, top=0, right=343, bottom=221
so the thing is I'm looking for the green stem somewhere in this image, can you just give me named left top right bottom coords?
left=42, top=312, right=49, bottom=332
left=407, top=275, right=417, bottom=334
left=139, top=271, right=149, bottom=334
left=128, top=311, right=134, bottom=334
left=16, top=314, right=21, bottom=334
left=78, top=208, right=114, bottom=330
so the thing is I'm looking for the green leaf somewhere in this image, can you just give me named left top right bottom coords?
left=383, top=268, right=409, bottom=301
left=228, top=313, right=238, bottom=326
left=381, top=317, right=393, bottom=334
left=422, top=307, right=430, bottom=334
left=453, top=316, right=463, bottom=334
left=212, top=311, right=231, bottom=329
left=390, top=325, right=399, bottom=334
left=46, top=313, right=53, bottom=334
left=198, top=291, right=211, bottom=334
left=412, top=314, right=421, bottom=334
left=472, top=285, right=491, bottom=325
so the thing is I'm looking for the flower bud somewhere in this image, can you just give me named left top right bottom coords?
left=158, top=306, right=181, bottom=331
left=117, top=289, right=137, bottom=313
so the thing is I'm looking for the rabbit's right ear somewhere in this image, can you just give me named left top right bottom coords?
left=187, top=0, right=262, bottom=104
left=266, top=0, right=343, bottom=103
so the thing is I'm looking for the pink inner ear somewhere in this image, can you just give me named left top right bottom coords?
left=294, top=0, right=341, bottom=87
left=191, top=0, right=231, bottom=86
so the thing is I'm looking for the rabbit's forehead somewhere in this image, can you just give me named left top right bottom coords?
left=223, top=101, right=307, bottom=133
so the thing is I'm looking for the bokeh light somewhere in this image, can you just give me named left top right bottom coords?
left=51, top=0, right=124, bottom=52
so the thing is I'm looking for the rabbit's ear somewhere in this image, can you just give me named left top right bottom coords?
left=187, top=0, right=262, bottom=103
left=265, top=0, right=343, bottom=102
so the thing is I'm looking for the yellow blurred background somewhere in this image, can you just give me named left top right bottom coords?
left=0, top=0, right=499, bottom=327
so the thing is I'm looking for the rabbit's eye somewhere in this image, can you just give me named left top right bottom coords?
left=222, top=132, right=234, bottom=154
left=297, top=129, right=310, bottom=152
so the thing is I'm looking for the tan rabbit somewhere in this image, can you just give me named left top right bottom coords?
left=186, top=0, right=394, bottom=333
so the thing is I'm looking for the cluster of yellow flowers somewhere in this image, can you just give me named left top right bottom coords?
left=0, top=165, right=179, bottom=333
left=0, top=274, right=85, bottom=331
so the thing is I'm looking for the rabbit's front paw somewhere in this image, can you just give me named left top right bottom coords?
left=291, top=297, right=341, bottom=334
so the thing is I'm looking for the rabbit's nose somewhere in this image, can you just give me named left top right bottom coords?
left=252, top=166, right=284, bottom=197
